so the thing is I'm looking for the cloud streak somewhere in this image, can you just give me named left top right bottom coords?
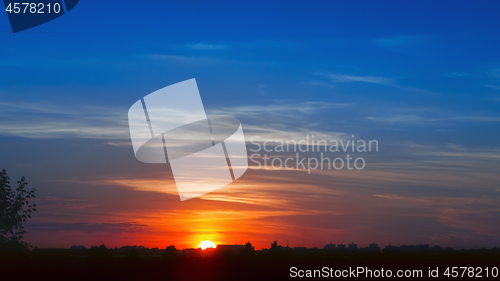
left=0, top=101, right=129, bottom=139
left=0, top=100, right=354, bottom=140
left=186, top=43, right=227, bottom=50
left=27, top=222, right=150, bottom=233
left=326, top=73, right=395, bottom=84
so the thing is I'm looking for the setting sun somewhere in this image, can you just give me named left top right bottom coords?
left=198, top=240, right=216, bottom=250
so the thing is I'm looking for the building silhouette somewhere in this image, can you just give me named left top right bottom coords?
left=367, top=243, right=380, bottom=252
left=217, top=244, right=244, bottom=252
left=323, top=243, right=336, bottom=250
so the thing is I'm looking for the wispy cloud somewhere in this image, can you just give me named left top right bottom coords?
left=488, top=69, right=500, bottom=79
left=373, top=194, right=431, bottom=203
left=240, top=40, right=292, bottom=48
left=208, top=101, right=353, bottom=140
left=374, top=36, right=422, bottom=48
left=146, top=54, right=222, bottom=64
left=485, top=84, right=500, bottom=90
left=374, top=35, right=426, bottom=55
left=407, top=143, right=500, bottom=160
left=185, top=43, right=227, bottom=50
left=145, top=53, right=260, bottom=66
left=316, top=72, right=395, bottom=85
left=0, top=100, right=352, bottom=141
left=482, top=69, right=500, bottom=90
left=168, top=42, right=228, bottom=50
left=27, top=222, right=150, bottom=233
left=34, top=196, right=99, bottom=210
left=443, top=72, right=468, bottom=78
left=365, top=115, right=423, bottom=123
left=366, top=112, right=500, bottom=124
left=307, top=80, right=336, bottom=88
left=0, top=101, right=129, bottom=139
left=208, top=101, right=350, bottom=118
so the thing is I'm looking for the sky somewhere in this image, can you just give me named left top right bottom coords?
left=1, top=0, right=500, bottom=250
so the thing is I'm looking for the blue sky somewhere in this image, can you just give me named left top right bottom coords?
left=1, top=0, right=500, bottom=249
left=2, top=0, right=500, bottom=145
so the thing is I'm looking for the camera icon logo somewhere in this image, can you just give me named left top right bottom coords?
left=128, top=79, right=248, bottom=201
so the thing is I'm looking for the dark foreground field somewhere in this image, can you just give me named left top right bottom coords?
left=2, top=250, right=500, bottom=280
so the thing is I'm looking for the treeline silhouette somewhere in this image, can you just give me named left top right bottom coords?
left=23, top=241, right=500, bottom=261
left=2, top=242, right=500, bottom=280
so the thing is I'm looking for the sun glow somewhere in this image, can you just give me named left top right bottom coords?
left=198, top=240, right=216, bottom=250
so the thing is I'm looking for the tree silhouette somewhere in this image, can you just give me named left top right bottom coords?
left=125, top=246, right=140, bottom=260
left=243, top=241, right=255, bottom=252
left=163, top=245, right=180, bottom=260
left=270, top=240, right=279, bottom=251
left=88, top=244, right=113, bottom=259
left=242, top=241, right=255, bottom=257
left=268, top=240, right=288, bottom=257
left=0, top=169, right=36, bottom=252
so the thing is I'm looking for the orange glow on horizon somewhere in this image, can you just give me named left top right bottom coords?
left=198, top=240, right=216, bottom=250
